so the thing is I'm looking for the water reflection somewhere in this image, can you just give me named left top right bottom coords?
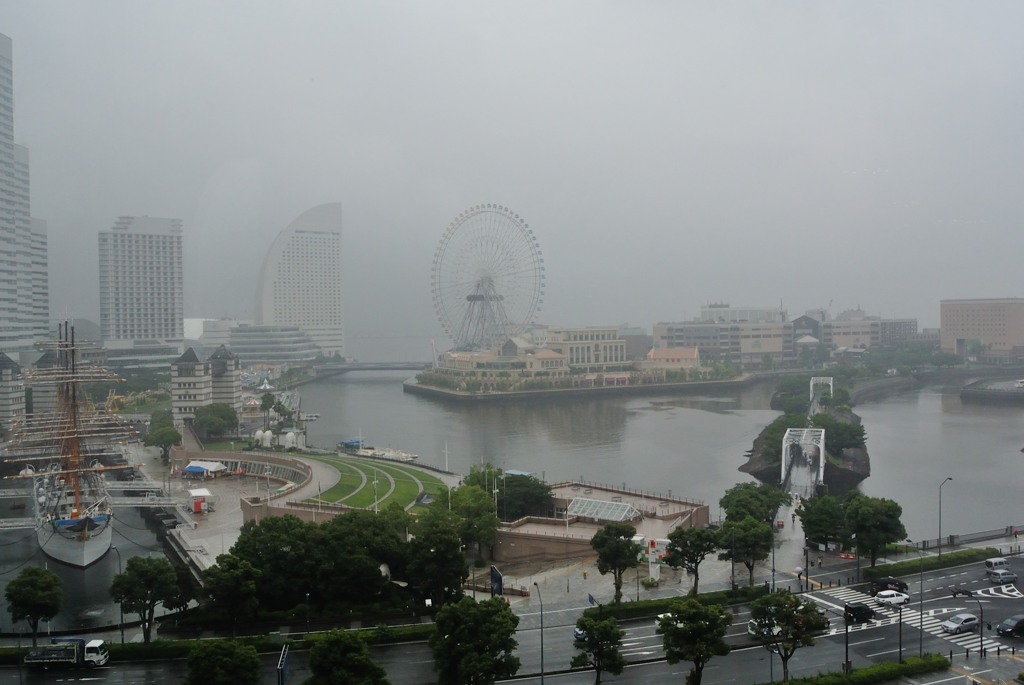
left=0, top=507, right=168, bottom=633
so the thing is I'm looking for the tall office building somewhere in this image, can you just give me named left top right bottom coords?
left=98, top=216, right=184, bottom=360
left=0, top=34, right=49, bottom=354
left=255, top=203, right=345, bottom=357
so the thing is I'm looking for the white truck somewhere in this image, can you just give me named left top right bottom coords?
left=23, top=637, right=109, bottom=667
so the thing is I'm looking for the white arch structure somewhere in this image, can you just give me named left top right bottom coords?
left=780, top=428, right=825, bottom=486
left=809, top=376, right=833, bottom=401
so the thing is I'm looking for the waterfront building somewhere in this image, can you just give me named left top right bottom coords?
left=543, top=326, right=628, bottom=371
left=642, top=346, right=701, bottom=371
left=98, top=216, right=185, bottom=368
left=940, top=298, right=1024, bottom=363
left=653, top=320, right=794, bottom=368
left=0, top=35, right=49, bottom=357
left=171, top=345, right=242, bottom=428
left=170, top=348, right=213, bottom=426
left=255, top=204, right=345, bottom=358
left=699, top=303, right=788, bottom=324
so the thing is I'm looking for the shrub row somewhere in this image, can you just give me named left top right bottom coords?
left=761, top=653, right=949, bottom=685
left=581, top=584, right=769, bottom=620
left=863, top=547, right=999, bottom=580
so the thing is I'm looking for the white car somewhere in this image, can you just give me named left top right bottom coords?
left=940, top=613, right=979, bottom=634
left=874, top=590, right=911, bottom=606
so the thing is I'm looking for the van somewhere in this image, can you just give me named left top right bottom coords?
left=984, top=557, right=1010, bottom=572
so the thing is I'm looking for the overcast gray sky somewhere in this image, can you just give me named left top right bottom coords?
left=3, top=2, right=1023, bottom=360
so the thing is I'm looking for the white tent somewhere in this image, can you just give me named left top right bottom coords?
left=183, top=460, right=227, bottom=475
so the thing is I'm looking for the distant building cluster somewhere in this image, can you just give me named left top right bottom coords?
left=427, top=306, right=930, bottom=390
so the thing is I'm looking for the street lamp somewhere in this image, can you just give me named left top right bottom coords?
left=951, top=588, right=985, bottom=657
left=306, top=592, right=310, bottom=634
left=898, top=604, right=903, bottom=663
left=906, top=539, right=924, bottom=657
left=938, top=477, right=953, bottom=558
left=533, top=582, right=545, bottom=684
left=111, top=546, right=124, bottom=644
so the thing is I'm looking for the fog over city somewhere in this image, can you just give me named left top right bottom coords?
left=3, top=2, right=1023, bottom=360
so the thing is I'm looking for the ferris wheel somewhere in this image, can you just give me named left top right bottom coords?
left=431, top=204, right=545, bottom=351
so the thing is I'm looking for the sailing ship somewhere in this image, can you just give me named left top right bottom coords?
left=3, top=322, right=134, bottom=567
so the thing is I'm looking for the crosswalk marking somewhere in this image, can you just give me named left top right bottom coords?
left=807, top=586, right=1009, bottom=651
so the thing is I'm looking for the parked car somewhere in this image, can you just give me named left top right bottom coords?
left=844, top=602, right=876, bottom=623
left=996, top=615, right=1024, bottom=638
left=869, top=576, right=909, bottom=595
left=875, top=590, right=911, bottom=606
left=572, top=626, right=587, bottom=641
left=747, top=618, right=782, bottom=638
left=940, top=613, right=979, bottom=634
left=987, top=568, right=1019, bottom=584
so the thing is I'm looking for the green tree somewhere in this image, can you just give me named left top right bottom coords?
left=144, top=425, right=182, bottom=461
left=498, top=473, right=552, bottom=521
left=272, top=400, right=293, bottom=425
left=203, top=553, right=261, bottom=637
left=590, top=522, right=642, bottom=605
left=4, top=567, right=62, bottom=647
left=796, top=495, right=846, bottom=549
left=407, top=506, right=468, bottom=609
left=184, top=639, right=261, bottom=685
left=166, top=563, right=200, bottom=614
left=232, top=515, right=319, bottom=610
left=449, top=485, right=500, bottom=559
left=749, top=592, right=829, bottom=683
left=430, top=596, right=520, bottom=685
left=663, top=527, right=719, bottom=596
left=845, top=495, right=907, bottom=566
left=193, top=403, right=239, bottom=438
left=720, top=483, right=791, bottom=523
left=717, top=517, right=772, bottom=587
left=570, top=615, right=626, bottom=684
left=110, top=556, right=182, bottom=643
left=260, top=392, right=275, bottom=430
left=658, top=598, right=731, bottom=685
left=306, top=630, right=390, bottom=685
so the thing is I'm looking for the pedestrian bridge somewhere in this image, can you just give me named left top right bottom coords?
left=312, top=361, right=431, bottom=377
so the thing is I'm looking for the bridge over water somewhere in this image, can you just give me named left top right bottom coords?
left=312, top=361, right=431, bottom=378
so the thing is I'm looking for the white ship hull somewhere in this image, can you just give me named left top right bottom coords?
left=36, top=516, right=112, bottom=568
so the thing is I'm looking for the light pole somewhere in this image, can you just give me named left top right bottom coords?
left=533, top=582, right=545, bottom=684
left=372, top=467, right=379, bottom=514
left=898, top=604, right=903, bottom=662
left=938, top=477, right=952, bottom=558
left=111, top=546, right=124, bottom=644
left=306, top=592, right=310, bottom=634
left=906, top=539, right=924, bottom=657
left=952, top=588, right=985, bottom=657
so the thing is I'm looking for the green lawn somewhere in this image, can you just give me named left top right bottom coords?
left=307, top=455, right=448, bottom=511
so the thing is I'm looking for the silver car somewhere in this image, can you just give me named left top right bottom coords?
left=988, top=568, right=1019, bottom=584
left=940, top=613, right=979, bottom=634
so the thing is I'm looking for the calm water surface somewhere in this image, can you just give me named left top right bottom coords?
left=6, top=375, right=1018, bottom=629
left=303, top=373, right=1024, bottom=540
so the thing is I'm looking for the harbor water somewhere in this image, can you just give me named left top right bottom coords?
left=4, top=373, right=1021, bottom=630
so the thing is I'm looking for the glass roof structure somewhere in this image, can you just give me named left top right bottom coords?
left=567, top=497, right=641, bottom=522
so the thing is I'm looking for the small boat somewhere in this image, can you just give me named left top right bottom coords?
left=337, top=439, right=417, bottom=462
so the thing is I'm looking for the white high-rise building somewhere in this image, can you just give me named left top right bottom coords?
left=98, top=216, right=184, bottom=346
left=0, top=34, right=48, bottom=354
left=255, top=204, right=345, bottom=357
